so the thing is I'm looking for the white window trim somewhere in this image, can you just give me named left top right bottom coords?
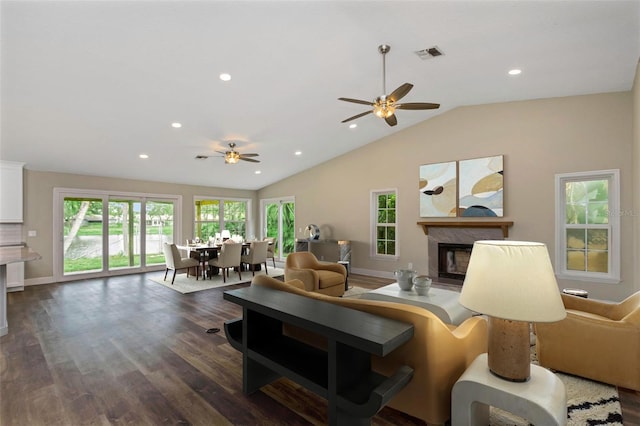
left=193, top=195, right=252, bottom=237
left=370, top=188, right=399, bottom=260
left=554, top=169, right=620, bottom=283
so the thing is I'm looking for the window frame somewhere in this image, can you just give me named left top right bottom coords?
left=554, top=169, right=620, bottom=283
left=193, top=196, right=252, bottom=241
left=370, top=188, right=398, bottom=260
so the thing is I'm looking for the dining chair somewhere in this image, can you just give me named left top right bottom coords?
left=241, top=240, right=269, bottom=276
left=208, top=241, right=242, bottom=283
left=264, top=237, right=276, bottom=267
left=162, top=243, right=200, bottom=284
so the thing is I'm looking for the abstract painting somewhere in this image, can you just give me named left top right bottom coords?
left=419, top=161, right=457, bottom=217
left=458, top=155, right=504, bottom=217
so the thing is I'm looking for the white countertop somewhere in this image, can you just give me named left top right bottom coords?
left=0, top=246, right=41, bottom=265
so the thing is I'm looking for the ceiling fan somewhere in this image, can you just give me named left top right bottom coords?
left=196, top=142, right=260, bottom=164
left=338, top=44, right=440, bottom=127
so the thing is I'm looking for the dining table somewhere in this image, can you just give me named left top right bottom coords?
left=176, top=242, right=270, bottom=279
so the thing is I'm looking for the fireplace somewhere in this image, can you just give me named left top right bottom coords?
left=438, top=243, right=473, bottom=280
left=424, top=222, right=512, bottom=286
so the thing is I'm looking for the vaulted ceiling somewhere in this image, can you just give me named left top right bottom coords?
left=2, top=1, right=639, bottom=190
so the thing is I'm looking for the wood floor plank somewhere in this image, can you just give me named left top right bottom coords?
left=1, top=272, right=637, bottom=425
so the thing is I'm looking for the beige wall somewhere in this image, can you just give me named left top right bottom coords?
left=23, top=171, right=257, bottom=282
left=259, top=92, right=636, bottom=301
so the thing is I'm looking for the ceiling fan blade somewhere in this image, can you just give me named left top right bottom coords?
left=239, top=157, right=260, bottom=163
left=388, top=83, right=413, bottom=102
left=341, top=110, right=373, bottom=123
left=239, top=153, right=259, bottom=157
left=215, top=150, right=227, bottom=155
left=385, top=114, right=398, bottom=127
left=396, top=102, right=440, bottom=110
left=338, top=97, right=374, bottom=106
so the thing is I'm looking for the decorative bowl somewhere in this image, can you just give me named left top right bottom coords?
left=412, top=275, right=432, bottom=296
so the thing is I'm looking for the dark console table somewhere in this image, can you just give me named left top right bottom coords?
left=223, top=286, right=414, bottom=425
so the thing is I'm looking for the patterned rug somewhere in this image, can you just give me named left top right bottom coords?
left=491, top=347, right=623, bottom=425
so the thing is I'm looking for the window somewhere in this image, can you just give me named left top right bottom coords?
left=194, top=197, right=250, bottom=241
left=194, top=199, right=220, bottom=240
left=555, top=169, right=620, bottom=283
left=371, top=190, right=397, bottom=258
left=54, top=188, right=179, bottom=281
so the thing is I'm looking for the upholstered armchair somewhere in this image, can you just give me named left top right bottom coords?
left=536, top=291, right=640, bottom=391
left=241, top=240, right=269, bottom=276
left=285, top=251, right=346, bottom=297
left=209, top=241, right=242, bottom=283
left=162, top=243, right=199, bottom=284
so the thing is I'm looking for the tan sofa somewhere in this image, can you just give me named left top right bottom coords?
left=284, top=251, right=346, bottom=297
left=536, top=291, right=640, bottom=391
left=250, top=275, right=488, bottom=425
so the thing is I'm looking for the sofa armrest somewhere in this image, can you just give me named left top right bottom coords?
left=561, top=293, right=615, bottom=318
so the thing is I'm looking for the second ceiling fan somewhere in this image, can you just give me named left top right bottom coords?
left=338, top=44, right=440, bottom=127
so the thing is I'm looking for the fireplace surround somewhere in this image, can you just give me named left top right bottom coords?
left=419, top=221, right=513, bottom=285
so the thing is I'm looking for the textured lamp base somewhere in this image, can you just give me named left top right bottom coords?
left=488, top=317, right=531, bottom=382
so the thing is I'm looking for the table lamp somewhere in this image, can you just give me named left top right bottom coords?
left=460, top=240, right=566, bottom=382
left=221, top=230, right=231, bottom=241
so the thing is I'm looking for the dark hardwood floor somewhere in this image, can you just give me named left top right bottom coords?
left=1, top=272, right=638, bottom=425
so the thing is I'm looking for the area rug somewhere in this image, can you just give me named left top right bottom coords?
left=491, top=347, right=623, bottom=425
left=148, top=268, right=285, bottom=294
left=343, top=286, right=369, bottom=298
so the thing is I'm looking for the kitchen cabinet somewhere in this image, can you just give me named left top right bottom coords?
left=6, top=262, right=24, bottom=291
left=0, top=161, right=25, bottom=223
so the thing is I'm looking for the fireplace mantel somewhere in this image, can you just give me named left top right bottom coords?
left=417, top=221, right=514, bottom=238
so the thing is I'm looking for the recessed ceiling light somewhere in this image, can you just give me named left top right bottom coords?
left=139, top=154, right=149, bottom=159
left=254, top=170, right=262, bottom=175
left=508, top=69, right=522, bottom=76
left=220, top=73, right=231, bottom=81
left=295, top=151, right=302, bottom=156
left=171, top=122, right=182, bottom=128
left=349, top=123, right=358, bottom=129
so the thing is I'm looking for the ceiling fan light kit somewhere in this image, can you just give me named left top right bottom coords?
left=225, top=151, right=240, bottom=164
left=338, top=44, right=440, bottom=127
left=197, top=142, right=261, bottom=165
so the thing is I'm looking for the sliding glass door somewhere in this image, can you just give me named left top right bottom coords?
left=108, top=198, right=142, bottom=270
left=56, top=189, right=179, bottom=281
left=63, top=197, right=104, bottom=275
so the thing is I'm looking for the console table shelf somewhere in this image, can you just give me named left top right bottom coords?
left=223, top=286, right=415, bottom=425
left=417, top=221, right=514, bottom=238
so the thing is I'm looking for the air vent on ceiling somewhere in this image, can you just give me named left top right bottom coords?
left=415, top=46, right=444, bottom=60
left=195, top=155, right=209, bottom=159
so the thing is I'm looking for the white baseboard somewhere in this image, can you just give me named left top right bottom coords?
left=24, top=276, right=55, bottom=287
left=350, top=267, right=394, bottom=279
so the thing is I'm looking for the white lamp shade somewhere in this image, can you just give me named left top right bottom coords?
left=221, top=230, right=231, bottom=239
left=460, top=240, right=566, bottom=323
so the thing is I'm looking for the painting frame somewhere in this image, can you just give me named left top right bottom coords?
left=419, top=160, right=458, bottom=217
left=458, top=155, right=504, bottom=217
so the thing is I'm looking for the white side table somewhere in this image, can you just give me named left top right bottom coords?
left=452, top=353, right=567, bottom=426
